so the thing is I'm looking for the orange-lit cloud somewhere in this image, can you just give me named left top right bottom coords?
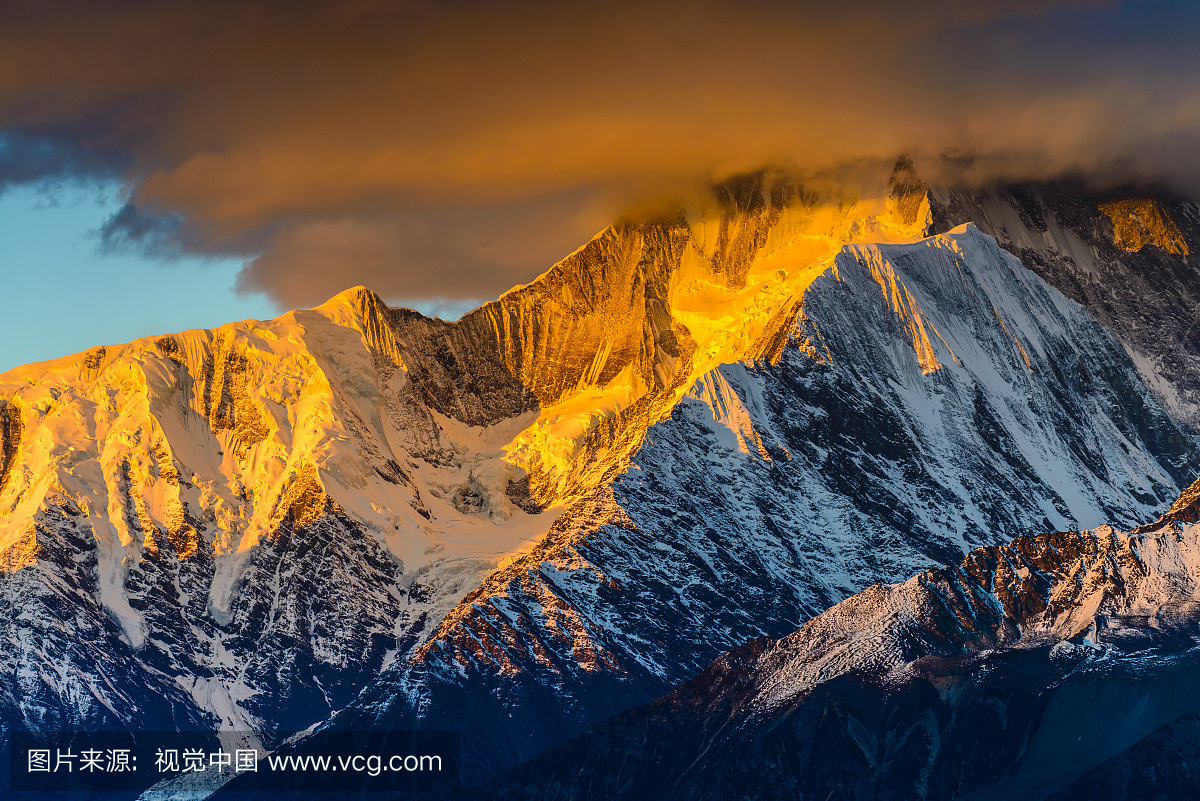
left=2, top=0, right=1196, bottom=309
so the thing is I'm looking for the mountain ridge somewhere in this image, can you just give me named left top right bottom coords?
left=5, top=170, right=1200, bottom=792
left=929, top=182, right=1200, bottom=428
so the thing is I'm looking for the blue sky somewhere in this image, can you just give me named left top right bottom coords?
left=0, top=180, right=484, bottom=373
left=0, top=181, right=277, bottom=374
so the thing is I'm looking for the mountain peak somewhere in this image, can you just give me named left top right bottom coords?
left=484, top=489, right=1200, bottom=800
left=888, top=155, right=929, bottom=227
left=317, top=284, right=383, bottom=309
left=1155, top=475, right=1200, bottom=527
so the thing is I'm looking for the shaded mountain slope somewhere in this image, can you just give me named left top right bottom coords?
left=930, top=183, right=1200, bottom=429
left=484, top=479, right=1200, bottom=800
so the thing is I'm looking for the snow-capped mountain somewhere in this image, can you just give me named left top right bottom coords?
left=484, top=477, right=1200, bottom=800
left=0, top=289, right=554, bottom=738
left=927, top=176, right=1200, bottom=429
left=0, top=174, right=940, bottom=741
left=3, top=169, right=1200, bottom=791
left=276, top=225, right=1200, bottom=783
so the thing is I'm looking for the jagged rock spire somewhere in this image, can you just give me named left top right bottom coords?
left=888, top=155, right=929, bottom=226
left=1157, top=474, right=1200, bottom=526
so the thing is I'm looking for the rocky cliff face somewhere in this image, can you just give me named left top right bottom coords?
left=484, top=479, right=1200, bottom=800
left=1046, top=712, right=1200, bottom=800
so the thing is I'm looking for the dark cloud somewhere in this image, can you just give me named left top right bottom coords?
left=97, top=203, right=186, bottom=258
left=0, top=131, right=126, bottom=191
left=1, top=0, right=1196, bottom=309
left=235, top=188, right=620, bottom=310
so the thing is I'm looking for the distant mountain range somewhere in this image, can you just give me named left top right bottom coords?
left=3, top=163, right=1200, bottom=797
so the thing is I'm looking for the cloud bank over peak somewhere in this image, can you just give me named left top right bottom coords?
left=1, top=0, right=1196, bottom=309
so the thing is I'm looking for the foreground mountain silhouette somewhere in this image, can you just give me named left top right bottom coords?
left=2, top=167, right=1200, bottom=789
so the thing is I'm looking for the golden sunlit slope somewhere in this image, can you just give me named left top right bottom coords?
left=459, top=174, right=931, bottom=503
left=1098, top=198, right=1189, bottom=255
left=0, top=290, right=560, bottom=647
